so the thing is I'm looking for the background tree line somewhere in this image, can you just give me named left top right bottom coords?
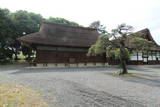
left=0, top=8, right=80, bottom=63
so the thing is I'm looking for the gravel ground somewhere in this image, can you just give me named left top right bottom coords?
left=0, top=64, right=160, bottom=107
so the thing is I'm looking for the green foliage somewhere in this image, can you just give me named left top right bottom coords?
left=130, top=36, right=155, bottom=53
left=46, top=17, right=80, bottom=26
left=21, top=46, right=34, bottom=60
left=87, top=34, right=111, bottom=56
left=87, top=33, right=131, bottom=61
left=87, top=35, right=130, bottom=60
left=112, top=48, right=130, bottom=60
left=9, top=10, right=44, bottom=60
left=87, top=45, right=96, bottom=56
left=11, top=10, right=44, bottom=36
left=0, top=8, right=14, bottom=60
left=88, top=23, right=154, bottom=74
left=88, top=24, right=154, bottom=60
left=0, top=7, right=81, bottom=62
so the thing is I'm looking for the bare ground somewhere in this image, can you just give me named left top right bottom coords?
left=0, top=65, right=160, bottom=107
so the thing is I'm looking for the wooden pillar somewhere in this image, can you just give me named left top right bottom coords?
left=147, top=51, right=149, bottom=64
left=103, top=53, right=107, bottom=63
left=137, top=51, right=138, bottom=64
left=156, top=51, right=158, bottom=64
left=158, top=51, right=160, bottom=64
left=151, top=51, right=153, bottom=60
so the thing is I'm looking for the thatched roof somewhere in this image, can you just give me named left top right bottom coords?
left=125, top=28, right=160, bottom=51
left=17, top=22, right=99, bottom=48
left=18, top=22, right=160, bottom=51
left=133, top=28, right=157, bottom=44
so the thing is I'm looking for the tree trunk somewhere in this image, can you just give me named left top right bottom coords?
left=120, top=59, right=128, bottom=74
left=11, top=47, right=18, bottom=60
left=137, top=51, right=138, bottom=65
left=27, top=53, right=31, bottom=60
left=119, top=41, right=128, bottom=75
left=14, top=49, right=18, bottom=60
left=14, top=53, right=18, bottom=60
left=103, top=52, right=107, bottom=62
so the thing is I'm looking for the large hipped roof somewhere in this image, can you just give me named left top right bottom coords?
left=18, top=22, right=160, bottom=50
left=18, top=22, right=99, bottom=48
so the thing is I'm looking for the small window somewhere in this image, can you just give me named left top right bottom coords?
left=69, top=58, right=75, bottom=63
left=43, top=63, right=47, bottom=67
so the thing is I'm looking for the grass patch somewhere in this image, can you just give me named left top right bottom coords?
left=13, top=55, right=26, bottom=60
left=112, top=71, right=120, bottom=76
left=0, top=83, right=48, bottom=107
left=112, top=71, right=144, bottom=77
left=0, top=60, right=28, bottom=66
left=18, top=55, right=26, bottom=59
left=121, top=73, right=140, bottom=77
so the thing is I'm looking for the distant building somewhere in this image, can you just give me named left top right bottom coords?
left=18, top=22, right=106, bottom=67
left=127, top=28, right=160, bottom=65
left=18, top=22, right=160, bottom=67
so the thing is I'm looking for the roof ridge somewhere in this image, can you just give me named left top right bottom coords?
left=136, top=28, right=149, bottom=33
left=42, top=22, right=97, bottom=31
left=134, top=28, right=160, bottom=46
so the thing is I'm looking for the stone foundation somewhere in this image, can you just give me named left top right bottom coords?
left=36, top=62, right=108, bottom=68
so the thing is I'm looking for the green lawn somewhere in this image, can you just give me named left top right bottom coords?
left=13, top=55, right=26, bottom=60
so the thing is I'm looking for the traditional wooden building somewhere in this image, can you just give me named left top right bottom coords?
left=18, top=22, right=107, bottom=67
left=127, top=28, right=160, bottom=65
left=18, top=22, right=160, bottom=67
left=109, top=28, right=160, bottom=65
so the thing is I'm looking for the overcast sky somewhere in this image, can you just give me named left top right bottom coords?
left=0, top=0, right=160, bottom=44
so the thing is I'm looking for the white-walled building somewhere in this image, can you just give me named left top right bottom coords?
left=128, top=29, right=160, bottom=64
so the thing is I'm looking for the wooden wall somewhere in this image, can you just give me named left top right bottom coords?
left=35, top=50, right=106, bottom=63
left=34, top=47, right=160, bottom=65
